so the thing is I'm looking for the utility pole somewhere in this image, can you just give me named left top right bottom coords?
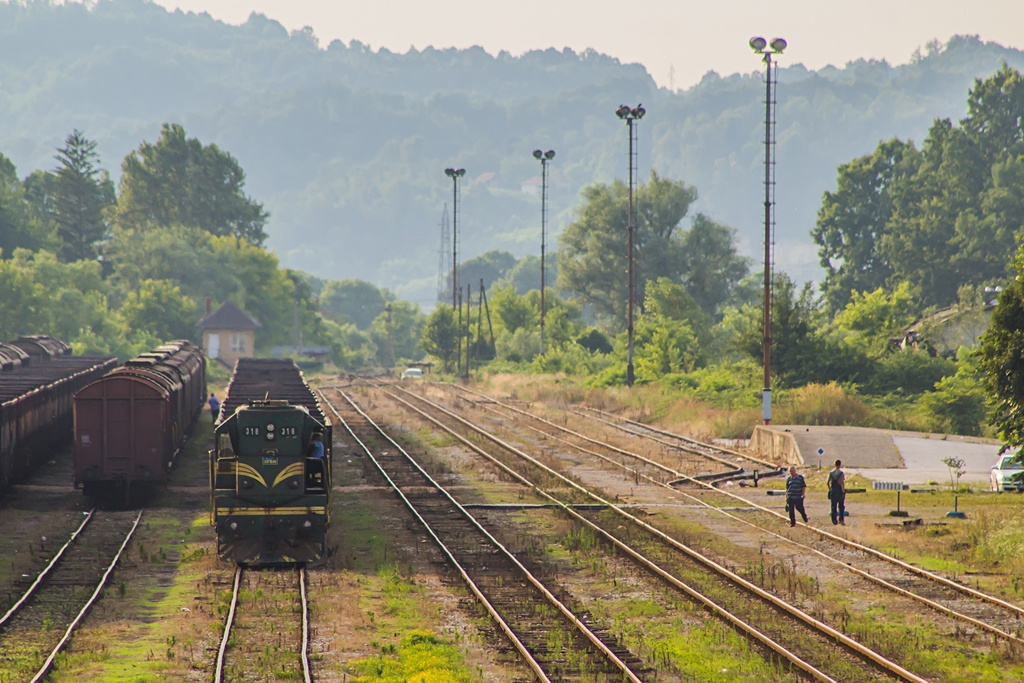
left=385, top=303, right=394, bottom=369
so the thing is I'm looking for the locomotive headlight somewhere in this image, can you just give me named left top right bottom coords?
left=303, top=519, right=313, bottom=528
left=229, top=522, right=238, bottom=531
left=266, top=432, right=275, bottom=441
left=266, top=423, right=275, bottom=432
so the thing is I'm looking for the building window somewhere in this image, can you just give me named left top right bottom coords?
left=230, top=333, right=247, bottom=352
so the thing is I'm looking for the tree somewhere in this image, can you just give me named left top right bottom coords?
left=678, top=214, right=750, bottom=319
left=322, top=319, right=376, bottom=371
left=370, top=300, right=425, bottom=365
left=420, top=305, right=460, bottom=372
left=940, top=456, right=967, bottom=490
left=500, top=254, right=556, bottom=295
left=633, top=317, right=700, bottom=381
left=812, top=139, right=915, bottom=313
left=0, top=155, right=49, bottom=257
left=319, top=279, right=387, bottom=329
left=208, top=236, right=316, bottom=349
left=920, top=349, right=986, bottom=435
left=816, top=67, right=1024, bottom=312
left=832, top=282, right=918, bottom=357
left=490, top=284, right=536, bottom=335
left=980, top=254, right=1024, bottom=456
left=459, top=250, right=517, bottom=291
left=114, top=123, right=268, bottom=245
left=880, top=119, right=988, bottom=308
left=960, top=64, right=1024, bottom=161
left=105, top=224, right=230, bottom=303
left=0, top=249, right=134, bottom=357
left=731, top=274, right=865, bottom=387
left=51, top=130, right=115, bottom=262
left=118, top=279, right=197, bottom=342
left=576, top=328, right=613, bottom=355
left=557, top=171, right=697, bottom=329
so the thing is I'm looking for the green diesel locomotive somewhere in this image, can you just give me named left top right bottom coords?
left=210, top=359, right=331, bottom=565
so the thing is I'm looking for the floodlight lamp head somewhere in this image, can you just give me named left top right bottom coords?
left=533, top=149, right=543, bottom=159
left=615, top=104, right=631, bottom=119
left=445, top=168, right=455, bottom=177
left=749, top=36, right=767, bottom=52
left=770, top=38, right=787, bottom=53
left=632, top=105, right=645, bottom=119
left=544, top=150, right=555, bottom=160
left=455, top=168, right=466, bottom=177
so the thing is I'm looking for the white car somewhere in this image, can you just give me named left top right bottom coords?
left=990, top=454, right=1024, bottom=492
left=401, top=368, right=424, bottom=380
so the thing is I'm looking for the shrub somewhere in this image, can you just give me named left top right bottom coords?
left=775, top=383, right=870, bottom=426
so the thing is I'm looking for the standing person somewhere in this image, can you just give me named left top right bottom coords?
left=308, top=432, right=325, bottom=459
left=829, top=459, right=846, bottom=525
left=785, top=466, right=808, bottom=527
left=208, top=392, right=220, bottom=422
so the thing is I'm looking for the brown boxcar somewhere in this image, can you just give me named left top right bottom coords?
left=0, top=344, right=29, bottom=373
left=0, top=339, right=116, bottom=493
left=74, top=340, right=205, bottom=498
left=11, top=335, right=72, bottom=362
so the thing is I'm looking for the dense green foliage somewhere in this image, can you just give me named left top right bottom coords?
left=980, top=249, right=1024, bottom=453
left=557, top=172, right=745, bottom=329
left=0, top=127, right=426, bottom=366
left=814, top=66, right=1024, bottom=312
left=114, top=123, right=268, bottom=245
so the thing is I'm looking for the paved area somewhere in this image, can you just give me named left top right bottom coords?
left=774, top=425, right=903, bottom=469
left=767, top=425, right=1003, bottom=487
left=852, top=436, right=1001, bottom=487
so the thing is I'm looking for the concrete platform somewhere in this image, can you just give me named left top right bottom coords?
left=752, top=425, right=1003, bottom=486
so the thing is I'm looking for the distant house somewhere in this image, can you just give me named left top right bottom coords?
left=196, top=301, right=262, bottom=367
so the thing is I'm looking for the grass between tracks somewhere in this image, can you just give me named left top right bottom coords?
left=314, top=490, right=491, bottom=682
left=44, top=421, right=225, bottom=682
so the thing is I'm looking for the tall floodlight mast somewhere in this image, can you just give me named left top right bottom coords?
left=444, top=168, right=466, bottom=308
left=749, top=36, right=786, bottom=424
left=532, top=149, right=555, bottom=355
left=615, top=104, right=645, bottom=388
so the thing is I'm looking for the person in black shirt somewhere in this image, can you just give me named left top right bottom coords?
left=829, top=459, right=846, bottom=525
left=785, top=465, right=808, bottom=527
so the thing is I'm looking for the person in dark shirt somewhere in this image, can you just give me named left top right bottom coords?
left=208, top=393, right=220, bottom=422
left=785, top=466, right=808, bottom=527
left=829, top=459, right=846, bottom=525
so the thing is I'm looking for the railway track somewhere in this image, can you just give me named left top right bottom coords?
left=321, top=386, right=647, bottom=682
left=444, top=387, right=1024, bottom=643
left=449, top=383, right=772, bottom=483
left=214, top=565, right=313, bottom=683
left=0, top=508, right=143, bottom=682
left=367, top=382, right=933, bottom=682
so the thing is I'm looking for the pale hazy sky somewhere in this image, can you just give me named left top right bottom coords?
left=152, top=0, right=1024, bottom=88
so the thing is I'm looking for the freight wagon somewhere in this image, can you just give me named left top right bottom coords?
left=211, top=358, right=331, bottom=565
left=74, top=340, right=206, bottom=500
left=0, top=337, right=117, bottom=493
